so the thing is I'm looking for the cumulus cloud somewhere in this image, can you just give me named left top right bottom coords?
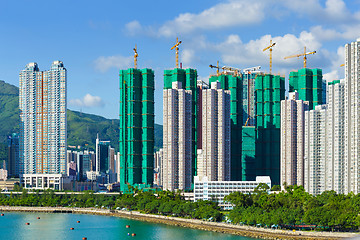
left=157, top=0, right=265, bottom=37
left=209, top=31, right=327, bottom=72
left=94, top=55, right=132, bottom=72
left=69, top=94, right=105, bottom=108
left=125, top=20, right=143, bottom=36
left=181, top=49, right=195, bottom=66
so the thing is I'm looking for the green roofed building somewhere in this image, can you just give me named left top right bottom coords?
left=163, top=68, right=198, bottom=178
left=289, top=68, right=323, bottom=109
left=209, top=74, right=243, bottom=180
left=255, top=74, right=285, bottom=185
left=119, top=68, right=155, bottom=192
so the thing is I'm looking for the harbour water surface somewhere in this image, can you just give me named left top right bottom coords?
left=0, top=212, right=257, bottom=240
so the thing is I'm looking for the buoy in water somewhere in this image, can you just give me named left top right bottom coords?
left=77, top=221, right=80, bottom=223
left=1, top=214, right=4, bottom=216
left=82, top=238, right=87, bottom=240
left=127, top=233, right=130, bottom=236
left=37, top=217, right=40, bottom=219
left=70, top=227, right=74, bottom=230
left=126, top=225, right=130, bottom=228
left=26, top=223, right=30, bottom=225
left=132, top=233, right=136, bottom=236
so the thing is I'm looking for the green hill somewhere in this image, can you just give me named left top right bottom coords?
left=0, top=80, right=163, bottom=156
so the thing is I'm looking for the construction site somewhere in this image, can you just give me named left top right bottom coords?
left=119, top=37, right=324, bottom=189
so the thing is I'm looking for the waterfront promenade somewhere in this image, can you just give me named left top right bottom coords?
left=0, top=206, right=358, bottom=240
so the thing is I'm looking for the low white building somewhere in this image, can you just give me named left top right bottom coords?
left=193, top=176, right=271, bottom=210
left=21, top=174, right=70, bottom=190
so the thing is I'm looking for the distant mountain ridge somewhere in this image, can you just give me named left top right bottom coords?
left=0, top=80, right=163, bottom=154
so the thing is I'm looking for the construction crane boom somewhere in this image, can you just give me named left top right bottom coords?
left=133, top=44, right=138, bottom=69
left=243, top=66, right=261, bottom=73
left=284, top=46, right=316, bottom=68
left=209, top=61, right=221, bottom=76
left=263, top=39, right=276, bottom=74
left=170, top=37, right=182, bottom=68
left=222, top=65, right=241, bottom=76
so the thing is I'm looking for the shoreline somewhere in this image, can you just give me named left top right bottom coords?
left=0, top=206, right=357, bottom=240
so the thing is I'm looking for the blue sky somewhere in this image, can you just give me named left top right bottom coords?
left=0, top=0, right=359, bottom=124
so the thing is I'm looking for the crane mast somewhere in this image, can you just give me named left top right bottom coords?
left=170, top=37, right=182, bottom=68
left=263, top=39, right=276, bottom=74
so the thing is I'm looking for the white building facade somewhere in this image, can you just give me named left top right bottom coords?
left=19, top=61, right=67, bottom=178
left=162, top=82, right=192, bottom=191
left=197, top=81, right=231, bottom=181
left=327, top=80, right=345, bottom=193
left=344, top=39, right=360, bottom=194
left=280, top=92, right=309, bottom=188
left=304, top=105, right=328, bottom=195
left=194, top=176, right=271, bottom=210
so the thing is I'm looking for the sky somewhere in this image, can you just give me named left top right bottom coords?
left=0, top=0, right=360, bottom=124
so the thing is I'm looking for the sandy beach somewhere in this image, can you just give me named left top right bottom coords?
left=0, top=206, right=358, bottom=240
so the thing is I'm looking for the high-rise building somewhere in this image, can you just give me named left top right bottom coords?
left=255, top=74, right=285, bottom=186
left=164, top=68, right=198, bottom=177
left=326, top=80, right=345, bottom=193
left=162, top=81, right=192, bottom=191
left=95, top=134, right=112, bottom=174
left=302, top=80, right=346, bottom=195
left=119, top=68, right=154, bottom=192
left=76, top=151, right=92, bottom=181
left=197, top=81, right=231, bottom=181
left=19, top=61, right=67, bottom=175
left=209, top=74, right=243, bottom=180
left=280, top=92, right=309, bottom=188
left=304, top=105, right=327, bottom=195
left=289, top=68, right=323, bottom=110
left=7, top=133, right=20, bottom=178
left=344, top=39, right=360, bottom=194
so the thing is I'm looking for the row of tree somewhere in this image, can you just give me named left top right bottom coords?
left=0, top=189, right=223, bottom=222
left=225, top=184, right=360, bottom=231
left=2, top=184, right=360, bottom=231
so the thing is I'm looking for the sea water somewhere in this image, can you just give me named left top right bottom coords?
left=0, top=212, right=257, bottom=240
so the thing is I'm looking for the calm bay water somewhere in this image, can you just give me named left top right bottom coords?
left=0, top=212, right=257, bottom=240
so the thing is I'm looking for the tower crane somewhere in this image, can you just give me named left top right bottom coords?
left=284, top=46, right=316, bottom=68
left=222, top=66, right=241, bottom=76
left=133, top=44, right=138, bottom=69
left=209, top=61, right=221, bottom=76
left=263, top=39, right=276, bottom=74
left=170, top=37, right=182, bottom=68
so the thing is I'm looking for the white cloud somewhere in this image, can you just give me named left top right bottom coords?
left=157, top=0, right=266, bottom=37
left=323, top=70, right=340, bottom=82
left=69, top=94, right=105, bottom=108
left=125, top=0, right=360, bottom=40
left=210, top=32, right=326, bottom=72
left=181, top=49, right=195, bottom=66
left=94, top=55, right=132, bottom=72
left=125, top=20, right=143, bottom=36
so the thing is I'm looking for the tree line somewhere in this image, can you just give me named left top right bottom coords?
left=225, top=184, right=360, bottom=231
left=2, top=184, right=360, bottom=231
left=0, top=188, right=222, bottom=222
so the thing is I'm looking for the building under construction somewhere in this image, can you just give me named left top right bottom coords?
left=255, top=74, right=285, bottom=185
left=242, top=72, right=259, bottom=126
left=119, top=68, right=155, bottom=192
left=289, top=68, right=323, bottom=110
left=209, top=74, right=243, bottom=181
